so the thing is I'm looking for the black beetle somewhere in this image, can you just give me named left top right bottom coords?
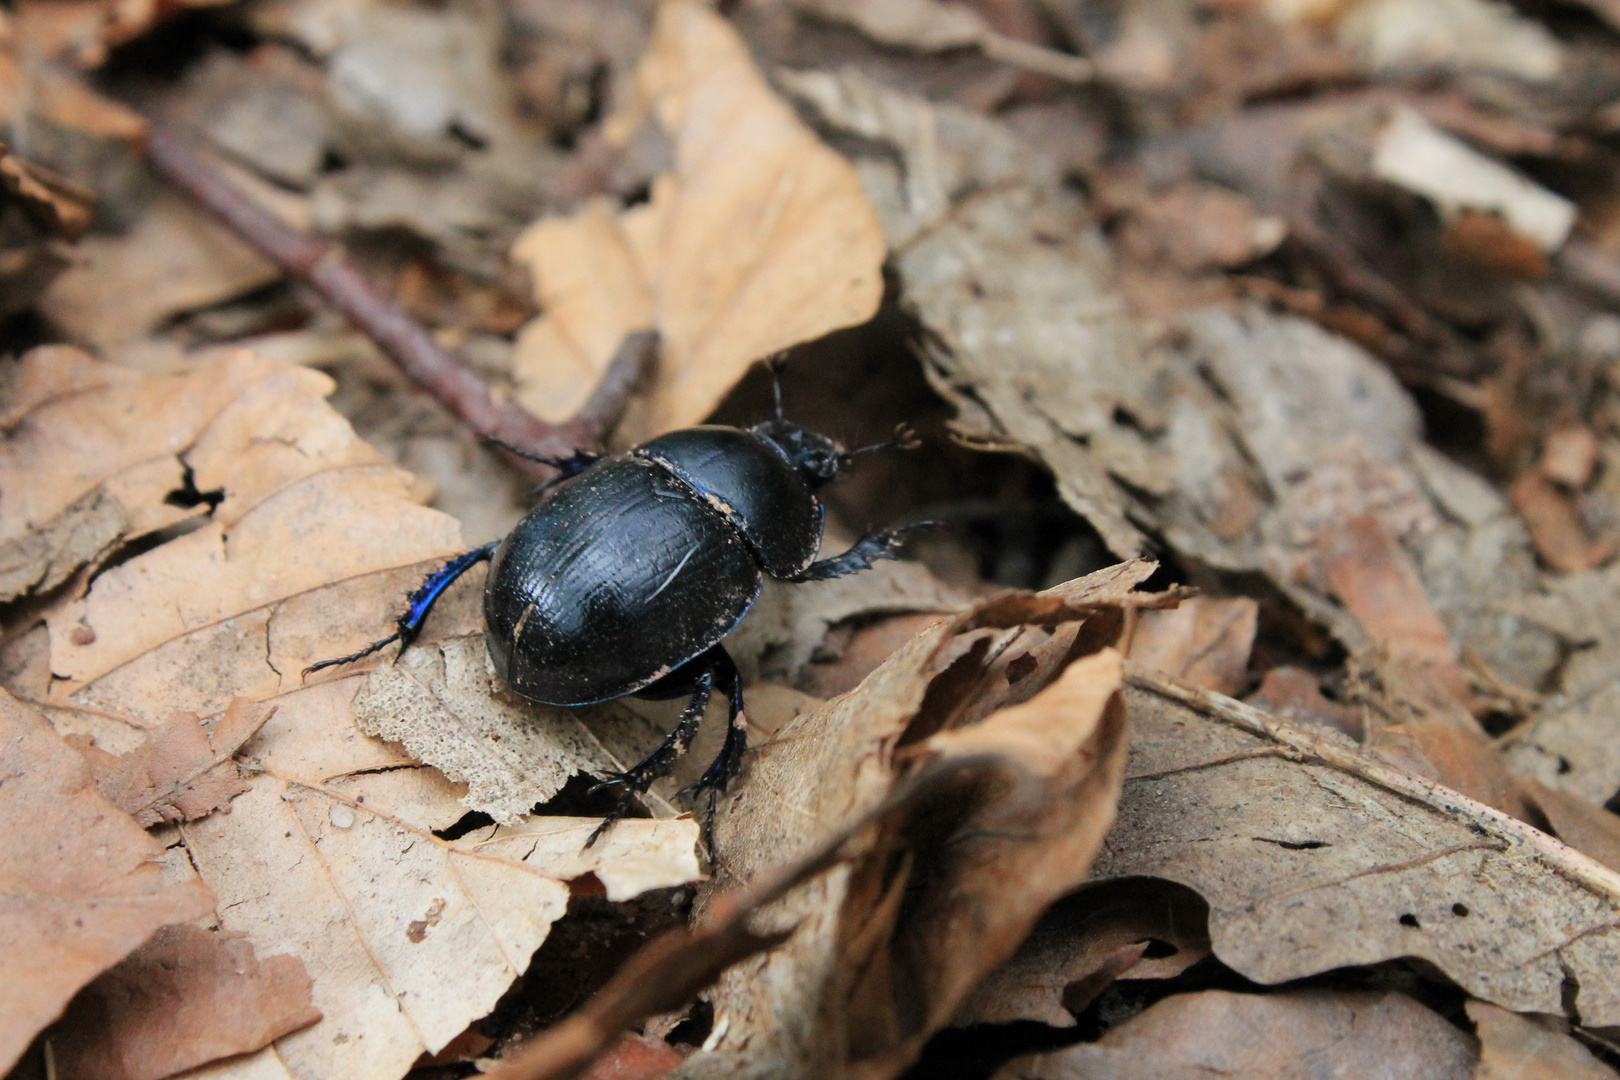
left=308, top=367, right=919, bottom=846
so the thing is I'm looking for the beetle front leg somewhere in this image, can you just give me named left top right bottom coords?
left=303, top=542, right=498, bottom=677
left=586, top=668, right=714, bottom=848
left=791, top=527, right=915, bottom=582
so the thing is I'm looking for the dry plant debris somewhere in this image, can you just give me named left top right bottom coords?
left=509, top=1, right=885, bottom=435
left=17, top=0, right=1620, bottom=1076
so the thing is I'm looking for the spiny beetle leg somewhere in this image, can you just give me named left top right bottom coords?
left=792, top=525, right=920, bottom=583
left=302, top=542, right=497, bottom=678
left=678, top=648, right=748, bottom=857
left=585, top=667, right=714, bottom=848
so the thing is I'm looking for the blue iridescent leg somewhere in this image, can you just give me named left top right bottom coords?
left=302, top=542, right=498, bottom=677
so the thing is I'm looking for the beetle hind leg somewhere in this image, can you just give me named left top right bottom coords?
left=682, top=648, right=748, bottom=857
left=303, top=542, right=497, bottom=678
left=586, top=668, right=714, bottom=848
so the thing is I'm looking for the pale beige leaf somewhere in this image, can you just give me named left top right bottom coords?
left=0, top=691, right=215, bottom=1074
left=1111, top=671, right=1620, bottom=1025
left=352, top=635, right=663, bottom=825
left=1467, top=999, right=1618, bottom=1080
left=41, top=189, right=281, bottom=356
left=23, top=354, right=704, bottom=1080
left=509, top=0, right=885, bottom=435
left=0, top=347, right=282, bottom=602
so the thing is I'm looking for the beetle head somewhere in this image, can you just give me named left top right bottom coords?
left=752, top=418, right=843, bottom=488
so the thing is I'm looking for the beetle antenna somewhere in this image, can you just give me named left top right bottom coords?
left=840, top=423, right=921, bottom=464
left=765, top=353, right=787, bottom=421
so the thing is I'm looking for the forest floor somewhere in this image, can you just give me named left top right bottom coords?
left=10, top=1, right=1620, bottom=1078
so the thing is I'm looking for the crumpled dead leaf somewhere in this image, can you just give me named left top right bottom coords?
left=671, top=563, right=1174, bottom=1080
left=508, top=0, right=885, bottom=434
left=12, top=350, right=703, bottom=1080
left=789, top=68, right=1555, bottom=704
left=68, top=698, right=272, bottom=827
left=954, top=878, right=1211, bottom=1027
left=782, top=66, right=1153, bottom=558
left=994, top=989, right=1478, bottom=1080
left=0, top=346, right=268, bottom=605
left=51, top=923, right=321, bottom=1080
left=0, top=690, right=215, bottom=1075
left=1111, top=670, right=1620, bottom=1024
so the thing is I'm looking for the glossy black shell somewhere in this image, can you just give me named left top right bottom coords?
left=483, top=427, right=822, bottom=705
left=635, top=426, right=823, bottom=577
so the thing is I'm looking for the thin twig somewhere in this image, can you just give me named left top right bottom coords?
left=144, top=124, right=655, bottom=481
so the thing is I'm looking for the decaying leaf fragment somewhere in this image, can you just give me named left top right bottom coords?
left=1467, top=998, right=1619, bottom=1080
left=995, top=989, right=1478, bottom=1080
left=1108, top=670, right=1620, bottom=1025
left=51, top=923, right=321, bottom=1080
left=782, top=67, right=1155, bottom=557
left=14, top=351, right=704, bottom=1080
left=671, top=562, right=1176, bottom=1080
left=508, top=0, right=885, bottom=434
left=69, top=698, right=272, bottom=827
left=0, top=690, right=215, bottom=1075
left=1127, top=595, right=1257, bottom=696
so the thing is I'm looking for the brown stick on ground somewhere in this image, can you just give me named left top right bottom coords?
left=144, top=124, right=654, bottom=481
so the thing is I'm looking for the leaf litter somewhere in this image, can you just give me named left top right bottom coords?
left=16, top=0, right=1620, bottom=1077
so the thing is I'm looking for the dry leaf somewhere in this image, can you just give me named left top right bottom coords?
left=996, top=989, right=1477, bottom=1080
left=676, top=563, right=1171, bottom=1079
left=489, top=564, right=1171, bottom=1080
left=1523, top=782, right=1620, bottom=874
left=783, top=74, right=1553, bottom=707
left=0, top=346, right=275, bottom=604
left=1246, top=666, right=1361, bottom=739
left=1338, top=0, right=1563, bottom=84
left=1110, top=671, right=1620, bottom=1024
left=1372, top=105, right=1573, bottom=253
left=51, top=923, right=321, bottom=1080
left=350, top=635, right=665, bottom=826
left=0, top=690, right=215, bottom=1074
left=1511, top=470, right=1611, bottom=572
left=509, top=0, right=885, bottom=433
left=1127, top=596, right=1257, bottom=696
left=69, top=698, right=272, bottom=827
left=782, top=67, right=1155, bottom=557
left=40, top=189, right=281, bottom=357
left=18, top=352, right=703, bottom=1079
left=1467, top=998, right=1619, bottom=1080
left=1499, top=564, right=1620, bottom=805
left=955, top=878, right=1211, bottom=1027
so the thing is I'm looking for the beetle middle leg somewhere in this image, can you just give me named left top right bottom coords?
left=586, top=664, right=716, bottom=848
